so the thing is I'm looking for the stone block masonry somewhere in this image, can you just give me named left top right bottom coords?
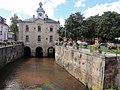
left=55, top=46, right=120, bottom=90
left=0, top=42, right=24, bottom=69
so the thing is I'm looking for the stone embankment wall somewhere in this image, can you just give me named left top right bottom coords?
left=0, top=42, right=24, bottom=69
left=55, top=46, right=120, bottom=90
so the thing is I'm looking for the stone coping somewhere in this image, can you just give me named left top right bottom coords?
left=56, top=45, right=120, bottom=59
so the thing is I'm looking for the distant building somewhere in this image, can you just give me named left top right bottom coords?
left=18, top=2, right=60, bottom=57
left=0, top=16, right=9, bottom=41
left=7, top=31, right=14, bottom=41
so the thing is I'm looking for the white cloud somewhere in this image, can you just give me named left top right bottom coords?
left=84, top=0, right=120, bottom=19
left=43, top=0, right=66, bottom=18
left=74, top=0, right=85, bottom=7
left=0, top=0, right=66, bottom=25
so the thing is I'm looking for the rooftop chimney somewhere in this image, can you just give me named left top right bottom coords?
left=33, top=15, right=35, bottom=18
left=45, top=14, right=48, bottom=20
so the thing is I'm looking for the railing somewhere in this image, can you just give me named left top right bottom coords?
left=55, top=41, right=119, bottom=58
left=0, top=41, right=23, bottom=48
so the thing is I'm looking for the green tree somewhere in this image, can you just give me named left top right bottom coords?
left=10, top=14, right=19, bottom=41
left=80, top=11, right=120, bottom=43
left=65, top=12, right=84, bottom=40
left=79, top=15, right=100, bottom=43
left=57, top=27, right=70, bottom=38
left=97, top=11, right=120, bottom=42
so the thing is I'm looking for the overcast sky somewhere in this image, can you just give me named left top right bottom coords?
left=0, top=0, right=120, bottom=26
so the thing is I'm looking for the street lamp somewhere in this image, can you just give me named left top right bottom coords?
left=64, top=22, right=67, bottom=42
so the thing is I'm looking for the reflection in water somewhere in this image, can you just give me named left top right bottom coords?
left=0, top=58, right=85, bottom=90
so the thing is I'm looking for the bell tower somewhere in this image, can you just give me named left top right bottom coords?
left=36, top=2, right=45, bottom=19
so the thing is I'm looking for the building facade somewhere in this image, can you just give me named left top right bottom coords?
left=0, top=16, right=9, bottom=41
left=18, top=2, right=60, bottom=57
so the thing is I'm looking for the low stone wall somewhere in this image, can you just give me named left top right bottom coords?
left=55, top=46, right=120, bottom=90
left=0, top=43, right=24, bottom=69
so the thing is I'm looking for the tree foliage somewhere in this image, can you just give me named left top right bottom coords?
left=65, top=12, right=84, bottom=40
left=10, top=14, right=19, bottom=41
left=58, top=11, right=120, bottom=43
left=57, top=27, right=70, bottom=38
left=97, top=11, right=120, bottom=42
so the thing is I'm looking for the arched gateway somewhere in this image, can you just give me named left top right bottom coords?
left=24, top=46, right=31, bottom=57
left=35, top=47, right=43, bottom=57
left=47, top=47, right=55, bottom=58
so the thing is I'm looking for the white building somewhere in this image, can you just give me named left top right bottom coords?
left=18, top=2, right=60, bottom=57
left=0, top=16, right=9, bottom=42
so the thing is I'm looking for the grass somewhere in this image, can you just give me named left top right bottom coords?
left=44, top=82, right=55, bottom=88
left=36, top=87, right=42, bottom=90
left=35, top=82, right=55, bottom=90
left=100, top=46, right=120, bottom=54
left=78, top=45, right=120, bottom=54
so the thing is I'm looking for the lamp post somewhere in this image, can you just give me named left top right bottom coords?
left=64, top=22, right=67, bottom=45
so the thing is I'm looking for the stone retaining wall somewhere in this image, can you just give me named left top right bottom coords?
left=55, top=46, right=120, bottom=90
left=0, top=43, right=24, bottom=69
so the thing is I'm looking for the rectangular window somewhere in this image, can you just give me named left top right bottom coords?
left=0, top=31, right=2, bottom=35
left=38, top=26, right=41, bottom=32
left=38, top=35, right=41, bottom=42
left=50, top=27, right=53, bottom=32
left=1, top=26, right=3, bottom=30
left=25, top=35, right=29, bottom=42
left=50, top=36, right=53, bottom=42
left=26, top=25, right=29, bottom=31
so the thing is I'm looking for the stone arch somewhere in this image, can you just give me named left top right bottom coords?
left=47, top=47, right=55, bottom=58
left=35, top=47, right=43, bottom=57
left=24, top=46, right=31, bottom=57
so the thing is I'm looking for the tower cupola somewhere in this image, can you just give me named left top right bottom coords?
left=36, top=2, right=45, bottom=19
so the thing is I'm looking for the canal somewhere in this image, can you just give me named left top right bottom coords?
left=0, top=58, right=85, bottom=90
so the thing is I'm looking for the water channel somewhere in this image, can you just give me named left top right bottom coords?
left=0, top=58, right=85, bottom=90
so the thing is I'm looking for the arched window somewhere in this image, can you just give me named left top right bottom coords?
left=25, top=35, right=29, bottom=42
left=50, top=26, right=53, bottom=32
left=38, top=26, right=41, bottom=32
left=38, top=35, right=41, bottom=42
left=49, top=36, right=53, bottom=42
left=26, top=25, right=29, bottom=31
